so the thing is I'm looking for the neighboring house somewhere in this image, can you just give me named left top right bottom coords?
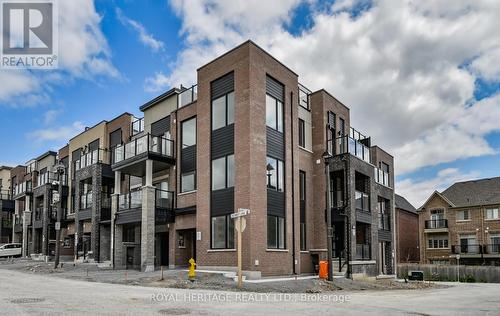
left=418, top=177, right=500, bottom=265
left=395, top=194, right=419, bottom=263
left=109, top=40, right=395, bottom=277
left=0, top=166, right=14, bottom=243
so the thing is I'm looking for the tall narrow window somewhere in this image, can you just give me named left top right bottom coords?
left=181, top=172, right=195, bottom=193
left=266, top=156, right=284, bottom=192
left=299, top=170, right=306, bottom=251
left=298, top=119, right=305, bottom=148
left=211, top=215, right=234, bottom=249
left=181, top=117, right=196, bottom=148
left=212, top=92, right=234, bottom=130
left=266, top=94, right=283, bottom=132
left=267, top=215, right=285, bottom=249
left=212, top=154, right=235, bottom=191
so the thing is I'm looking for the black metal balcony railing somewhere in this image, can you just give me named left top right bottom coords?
left=452, top=244, right=481, bottom=255
left=112, top=133, right=174, bottom=165
left=486, top=244, right=500, bottom=254
left=34, top=208, right=43, bottom=221
left=155, top=189, right=174, bottom=222
left=0, top=189, right=11, bottom=200
left=36, top=171, right=58, bottom=187
left=355, top=243, right=371, bottom=260
left=74, top=149, right=108, bottom=173
left=378, top=213, right=390, bottom=230
left=13, top=181, right=32, bottom=196
left=80, top=192, right=93, bottom=210
left=132, top=117, right=144, bottom=136
left=119, top=190, right=142, bottom=211
left=425, top=219, right=448, bottom=229
left=101, top=195, right=111, bottom=209
left=178, top=84, right=198, bottom=108
left=355, top=191, right=370, bottom=212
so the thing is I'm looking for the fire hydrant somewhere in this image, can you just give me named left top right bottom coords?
left=188, top=258, right=196, bottom=282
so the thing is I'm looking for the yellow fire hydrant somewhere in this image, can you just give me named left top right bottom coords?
left=188, top=258, right=196, bottom=282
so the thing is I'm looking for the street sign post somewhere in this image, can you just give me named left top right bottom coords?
left=232, top=208, right=250, bottom=288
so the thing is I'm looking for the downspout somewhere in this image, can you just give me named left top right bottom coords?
left=290, top=90, right=296, bottom=275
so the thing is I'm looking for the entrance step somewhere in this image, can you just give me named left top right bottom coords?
left=97, top=261, right=112, bottom=269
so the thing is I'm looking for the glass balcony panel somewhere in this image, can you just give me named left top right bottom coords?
left=130, top=190, right=142, bottom=209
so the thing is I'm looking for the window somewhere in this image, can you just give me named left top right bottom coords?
left=267, top=215, right=285, bottom=249
left=266, top=94, right=283, bottom=132
left=181, top=172, right=196, bottom=192
left=181, top=117, right=196, bottom=148
left=123, top=225, right=137, bottom=243
left=299, top=171, right=306, bottom=251
left=298, top=119, right=305, bottom=148
left=460, top=234, right=478, bottom=253
left=212, top=92, right=234, bottom=130
left=427, top=236, right=449, bottom=249
left=457, top=210, right=470, bottom=221
left=211, top=154, right=234, bottom=190
left=486, top=208, right=499, bottom=220
left=266, top=157, right=284, bottom=192
left=211, top=215, right=234, bottom=249
left=178, top=232, right=185, bottom=248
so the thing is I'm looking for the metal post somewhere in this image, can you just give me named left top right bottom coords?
left=237, top=217, right=243, bottom=288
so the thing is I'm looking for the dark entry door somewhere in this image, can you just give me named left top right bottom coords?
left=160, top=232, right=169, bottom=266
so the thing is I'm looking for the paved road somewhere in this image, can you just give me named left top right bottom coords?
left=0, top=269, right=499, bottom=315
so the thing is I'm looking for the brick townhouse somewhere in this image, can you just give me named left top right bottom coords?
left=395, top=194, right=419, bottom=263
left=7, top=41, right=396, bottom=278
left=419, top=177, right=500, bottom=265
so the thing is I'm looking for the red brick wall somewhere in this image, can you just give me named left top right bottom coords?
left=396, top=208, right=419, bottom=262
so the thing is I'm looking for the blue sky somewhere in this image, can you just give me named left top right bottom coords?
left=1, top=0, right=500, bottom=207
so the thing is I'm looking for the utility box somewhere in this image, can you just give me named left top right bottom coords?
left=408, top=270, right=424, bottom=281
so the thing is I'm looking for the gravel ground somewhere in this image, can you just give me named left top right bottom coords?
left=0, top=258, right=442, bottom=293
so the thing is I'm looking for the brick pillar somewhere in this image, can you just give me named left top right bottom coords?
left=22, top=197, right=31, bottom=257
left=141, top=185, right=155, bottom=272
left=110, top=171, right=121, bottom=267
left=91, top=167, right=102, bottom=261
left=168, top=226, right=176, bottom=269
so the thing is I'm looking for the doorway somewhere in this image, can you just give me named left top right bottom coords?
left=378, top=241, right=387, bottom=275
left=155, top=232, right=169, bottom=267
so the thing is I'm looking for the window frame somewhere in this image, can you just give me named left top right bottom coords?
left=211, top=154, right=234, bottom=191
left=485, top=208, right=499, bottom=220
left=456, top=209, right=470, bottom=222
left=266, top=156, right=284, bottom=192
left=266, top=94, right=283, bottom=132
left=211, top=91, right=234, bottom=131
left=267, top=215, right=286, bottom=249
left=211, top=214, right=235, bottom=249
left=180, top=171, right=196, bottom=193
left=181, top=116, right=197, bottom=149
left=298, top=118, right=305, bottom=148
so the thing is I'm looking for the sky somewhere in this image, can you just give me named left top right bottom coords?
left=1, top=0, right=500, bottom=208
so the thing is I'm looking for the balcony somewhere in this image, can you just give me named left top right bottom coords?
left=355, top=243, right=372, bottom=260
left=13, top=181, right=32, bottom=198
left=155, top=189, right=174, bottom=223
left=111, top=133, right=175, bottom=176
left=425, top=219, right=448, bottom=230
left=178, top=85, right=198, bottom=108
left=36, top=171, right=58, bottom=187
left=374, top=167, right=391, bottom=188
left=119, top=190, right=142, bottom=211
left=452, top=244, right=481, bottom=255
left=74, top=148, right=108, bottom=173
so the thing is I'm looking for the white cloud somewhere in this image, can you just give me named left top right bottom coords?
left=26, top=121, right=85, bottom=144
left=0, top=0, right=119, bottom=107
left=116, top=8, right=165, bottom=53
left=157, top=0, right=500, bottom=176
left=396, top=168, right=480, bottom=208
left=43, top=110, right=59, bottom=125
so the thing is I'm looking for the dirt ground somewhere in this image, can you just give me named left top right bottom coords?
left=0, top=258, right=443, bottom=293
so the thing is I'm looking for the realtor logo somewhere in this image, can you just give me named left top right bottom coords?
left=1, top=0, right=58, bottom=69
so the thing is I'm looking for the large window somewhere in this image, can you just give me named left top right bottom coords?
left=457, top=209, right=470, bottom=221
left=212, top=92, right=234, bottom=130
left=182, top=117, right=196, bottom=148
left=427, top=236, right=449, bottom=249
left=298, top=119, right=305, bottom=148
left=267, top=215, right=285, bottom=249
left=181, top=172, right=196, bottom=192
left=266, top=156, right=284, bottom=192
left=211, top=215, right=234, bottom=249
left=211, top=154, right=234, bottom=190
left=266, top=94, right=283, bottom=132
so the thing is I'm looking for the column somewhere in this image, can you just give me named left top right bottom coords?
left=141, top=159, right=155, bottom=272
left=110, top=171, right=121, bottom=267
left=23, top=197, right=31, bottom=257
